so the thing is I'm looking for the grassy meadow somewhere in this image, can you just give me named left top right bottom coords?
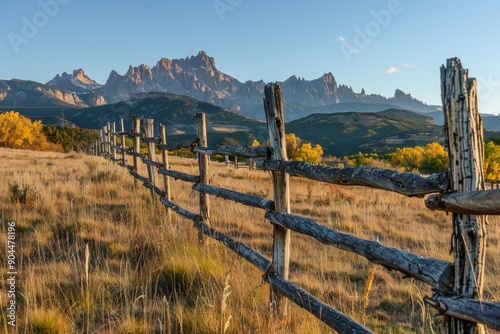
left=0, top=147, right=499, bottom=333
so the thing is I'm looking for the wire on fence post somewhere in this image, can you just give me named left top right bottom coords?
left=263, top=83, right=291, bottom=318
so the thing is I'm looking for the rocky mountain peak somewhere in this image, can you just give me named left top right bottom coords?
left=194, top=50, right=216, bottom=69
left=47, top=68, right=102, bottom=91
left=43, top=51, right=438, bottom=119
left=155, top=58, right=173, bottom=71
left=72, top=68, right=85, bottom=78
left=393, top=88, right=414, bottom=101
left=321, top=72, right=335, bottom=84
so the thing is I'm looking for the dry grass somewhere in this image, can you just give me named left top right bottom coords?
left=0, top=147, right=499, bottom=333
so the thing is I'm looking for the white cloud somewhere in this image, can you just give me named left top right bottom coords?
left=386, top=66, right=399, bottom=74
left=402, top=63, right=417, bottom=68
left=337, top=36, right=347, bottom=43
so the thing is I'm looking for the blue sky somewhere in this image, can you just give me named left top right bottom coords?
left=1, top=0, right=500, bottom=114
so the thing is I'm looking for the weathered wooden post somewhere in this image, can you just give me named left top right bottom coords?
left=132, top=117, right=141, bottom=188
left=106, top=122, right=111, bottom=158
left=441, top=57, right=487, bottom=334
left=100, top=127, right=105, bottom=157
left=195, top=113, right=210, bottom=241
left=102, top=125, right=106, bottom=157
left=225, top=155, right=229, bottom=167
left=112, top=122, right=117, bottom=165
left=159, top=123, right=172, bottom=223
left=143, top=118, right=158, bottom=202
left=264, top=83, right=291, bottom=316
left=98, top=130, right=103, bottom=156
left=234, top=156, right=238, bottom=169
left=120, top=118, right=126, bottom=166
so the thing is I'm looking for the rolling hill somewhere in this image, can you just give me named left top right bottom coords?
left=67, top=92, right=268, bottom=146
left=287, top=110, right=444, bottom=157
left=65, top=93, right=454, bottom=156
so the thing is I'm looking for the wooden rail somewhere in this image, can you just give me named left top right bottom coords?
left=265, top=211, right=453, bottom=293
left=96, top=64, right=500, bottom=332
left=257, top=160, right=449, bottom=196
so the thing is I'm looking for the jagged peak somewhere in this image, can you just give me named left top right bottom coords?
left=196, top=50, right=208, bottom=58
left=393, top=88, right=414, bottom=100
left=72, top=68, right=85, bottom=78
left=46, top=68, right=101, bottom=87
left=322, top=72, right=334, bottom=78
left=191, top=50, right=216, bottom=69
left=155, top=57, right=172, bottom=71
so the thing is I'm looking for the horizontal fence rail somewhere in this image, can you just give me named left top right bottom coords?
left=192, top=183, right=275, bottom=211
left=93, top=73, right=500, bottom=332
left=426, top=189, right=500, bottom=214
left=257, top=160, right=450, bottom=196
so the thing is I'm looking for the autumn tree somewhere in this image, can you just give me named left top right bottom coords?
left=390, top=146, right=424, bottom=172
left=484, top=141, right=500, bottom=181
left=285, top=133, right=301, bottom=158
left=293, top=142, right=324, bottom=164
left=419, top=142, right=449, bottom=173
left=0, top=111, right=52, bottom=150
left=285, top=133, right=323, bottom=164
left=250, top=139, right=261, bottom=147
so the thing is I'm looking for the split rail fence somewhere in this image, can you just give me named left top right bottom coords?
left=92, top=58, right=500, bottom=333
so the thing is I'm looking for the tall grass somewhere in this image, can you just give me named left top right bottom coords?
left=0, top=147, right=498, bottom=333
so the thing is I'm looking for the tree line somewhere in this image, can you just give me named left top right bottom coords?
left=2, top=110, right=500, bottom=180
left=0, top=111, right=97, bottom=152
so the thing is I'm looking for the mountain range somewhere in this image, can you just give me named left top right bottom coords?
left=2, top=51, right=500, bottom=156
left=0, top=51, right=442, bottom=122
left=64, top=92, right=447, bottom=157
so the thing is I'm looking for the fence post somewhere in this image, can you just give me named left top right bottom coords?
left=225, top=155, right=229, bottom=167
left=98, top=130, right=103, bottom=156
left=263, top=83, right=291, bottom=317
left=160, top=123, right=172, bottom=223
left=102, top=125, right=106, bottom=157
left=234, top=156, right=238, bottom=169
left=120, top=118, right=126, bottom=166
left=132, top=117, right=141, bottom=188
left=143, top=118, right=157, bottom=202
left=195, top=112, right=210, bottom=241
left=112, top=122, right=117, bottom=165
left=106, top=122, right=111, bottom=158
left=441, top=57, right=487, bottom=334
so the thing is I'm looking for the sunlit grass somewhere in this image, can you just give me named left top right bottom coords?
left=0, top=147, right=498, bottom=333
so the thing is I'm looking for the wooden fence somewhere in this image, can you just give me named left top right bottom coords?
left=92, top=58, right=500, bottom=333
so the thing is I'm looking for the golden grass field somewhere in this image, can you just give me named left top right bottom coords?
left=0, top=147, right=499, bottom=333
